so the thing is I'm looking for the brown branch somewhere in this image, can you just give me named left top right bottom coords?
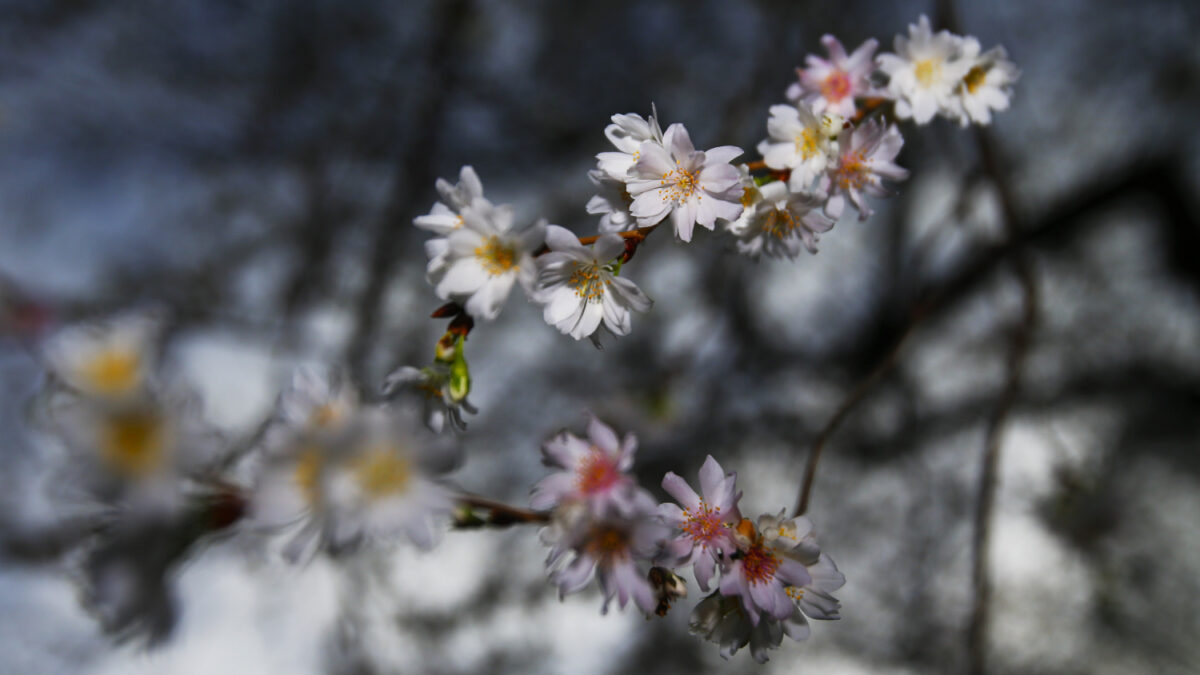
left=453, top=493, right=551, bottom=528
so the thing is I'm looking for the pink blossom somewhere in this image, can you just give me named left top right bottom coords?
left=788, top=35, right=880, bottom=118
left=658, top=455, right=742, bottom=591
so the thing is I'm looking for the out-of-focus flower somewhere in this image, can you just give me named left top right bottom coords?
left=382, top=362, right=477, bottom=433
left=726, top=180, right=836, bottom=260
left=950, top=46, right=1019, bottom=126
left=757, top=103, right=837, bottom=192
left=586, top=170, right=638, bottom=233
left=788, top=35, right=880, bottom=118
left=530, top=413, right=655, bottom=516
left=658, top=455, right=741, bottom=591
left=542, top=501, right=668, bottom=615
left=627, top=123, right=744, bottom=242
left=876, top=15, right=977, bottom=124
left=249, top=406, right=458, bottom=559
left=44, top=386, right=223, bottom=517
left=595, top=111, right=664, bottom=181
left=43, top=315, right=159, bottom=401
left=426, top=203, right=546, bottom=321
left=821, top=119, right=909, bottom=221
left=534, top=225, right=651, bottom=343
left=413, top=165, right=507, bottom=236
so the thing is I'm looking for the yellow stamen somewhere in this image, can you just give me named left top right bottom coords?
left=293, top=446, right=324, bottom=504
left=79, top=348, right=141, bottom=396
left=100, top=410, right=166, bottom=478
left=914, top=59, right=941, bottom=87
left=963, top=65, right=988, bottom=94
left=352, top=445, right=413, bottom=499
left=475, top=236, right=518, bottom=276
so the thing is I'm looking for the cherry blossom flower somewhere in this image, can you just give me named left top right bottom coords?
left=533, top=225, right=652, bottom=343
left=820, top=119, right=909, bottom=221
left=626, top=123, right=744, bottom=242
left=542, top=504, right=668, bottom=615
left=658, top=455, right=742, bottom=591
left=413, top=165, right=509, bottom=236
left=757, top=103, right=838, bottom=192
left=877, top=15, right=977, bottom=124
left=43, top=314, right=159, bottom=401
left=595, top=111, right=664, bottom=181
left=726, top=180, right=836, bottom=259
left=950, top=46, right=1019, bottom=126
left=530, top=413, right=655, bottom=517
left=427, top=203, right=545, bottom=321
left=788, top=35, right=880, bottom=118
left=586, top=170, right=637, bottom=233
left=719, top=513, right=822, bottom=624
left=249, top=406, right=458, bottom=559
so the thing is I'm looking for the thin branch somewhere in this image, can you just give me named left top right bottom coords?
left=453, top=493, right=551, bottom=528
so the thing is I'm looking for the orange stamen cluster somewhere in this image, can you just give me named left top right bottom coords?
left=680, top=499, right=725, bottom=544
left=586, top=524, right=630, bottom=561
left=568, top=264, right=605, bottom=303
left=835, top=150, right=869, bottom=191
left=820, top=71, right=852, bottom=102
left=576, top=446, right=621, bottom=495
left=475, top=236, right=518, bottom=276
left=660, top=161, right=701, bottom=205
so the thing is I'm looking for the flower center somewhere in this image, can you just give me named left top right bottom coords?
left=835, top=151, right=869, bottom=191
left=293, top=446, right=324, bottom=505
left=963, top=65, right=988, bottom=94
left=681, top=500, right=727, bottom=545
left=914, top=58, right=942, bottom=87
left=475, top=236, right=518, bottom=276
left=763, top=208, right=798, bottom=239
left=585, top=524, right=630, bottom=561
left=352, top=445, right=413, bottom=499
left=101, top=410, right=166, bottom=478
left=568, top=264, right=605, bottom=303
left=820, top=71, right=852, bottom=102
left=793, top=128, right=821, bottom=160
left=661, top=162, right=701, bottom=205
left=740, top=542, right=780, bottom=586
left=80, top=348, right=140, bottom=396
left=576, top=446, right=621, bottom=495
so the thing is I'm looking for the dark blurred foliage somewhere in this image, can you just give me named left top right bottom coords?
left=1, top=0, right=1199, bottom=673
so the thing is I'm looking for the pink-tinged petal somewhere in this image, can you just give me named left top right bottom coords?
left=633, top=140, right=674, bottom=177
left=698, top=163, right=741, bottom=192
left=776, top=558, right=813, bottom=589
left=694, top=551, right=717, bottom=591
left=750, top=580, right=793, bottom=621
left=698, top=456, right=727, bottom=501
left=704, top=145, right=743, bottom=166
left=662, top=471, right=701, bottom=510
left=847, top=37, right=880, bottom=70
left=587, top=414, right=621, bottom=453
left=629, top=190, right=670, bottom=222
left=556, top=554, right=596, bottom=595
left=529, top=472, right=574, bottom=510
left=673, top=211, right=697, bottom=242
left=658, top=502, right=686, bottom=523
left=820, top=34, right=848, bottom=63
left=663, top=123, right=695, bottom=159
left=540, top=431, right=577, bottom=468
left=783, top=611, right=812, bottom=641
left=676, top=198, right=700, bottom=229
left=617, top=431, right=638, bottom=471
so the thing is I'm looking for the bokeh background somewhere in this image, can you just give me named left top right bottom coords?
left=2, top=0, right=1199, bottom=673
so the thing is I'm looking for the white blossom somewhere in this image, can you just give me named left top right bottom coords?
left=534, top=225, right=651, bottom=342
left=595, top=111, right=664, bottom=181
left=627, top=123, right=744, bottom=242
left=727, top=180, right=836, bottom=259
left=757, top=103, right=838, bottom=193
left=585, top=170, right=637, bottom=233
left=427, top=204, right=545, bottom=321
left=950, top=46, right=1019, bottom=126
left=820, top=119, right=909, bottom=221
left=876, top=15, right=977, bottom=124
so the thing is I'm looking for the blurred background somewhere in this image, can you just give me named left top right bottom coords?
left=1, top=0, right=1199, bottom=672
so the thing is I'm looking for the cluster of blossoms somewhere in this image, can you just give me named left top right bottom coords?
left=531, top=415, right=844, bottom=662
left=18, top=14, right=1017, bottom=663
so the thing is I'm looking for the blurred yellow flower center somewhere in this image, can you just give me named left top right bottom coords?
left=763, top=208, right=798, bottom=239
left=794, top=128, right=820, bottom=159
left=963, top=65, right=988, bottom=94
left=835, top=151, right=869, bottom=190
left=309, top=403, right=343, bottom=429
left=79, top=348, right=140, bottom=396
left=353, top=446, right=413, bottom=499
left=101, top=410, right=166, bottom=478
left=293, top=446, right=324, bottom=504
left=914, top=59, right=942, bottom=87
left=475, top=236, right=518, bottom=276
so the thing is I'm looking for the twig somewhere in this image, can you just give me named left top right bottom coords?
left=454, top=493, right=551, bottom=528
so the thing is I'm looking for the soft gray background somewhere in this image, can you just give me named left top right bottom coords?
left=1, top=0, right=1199, bottom=672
